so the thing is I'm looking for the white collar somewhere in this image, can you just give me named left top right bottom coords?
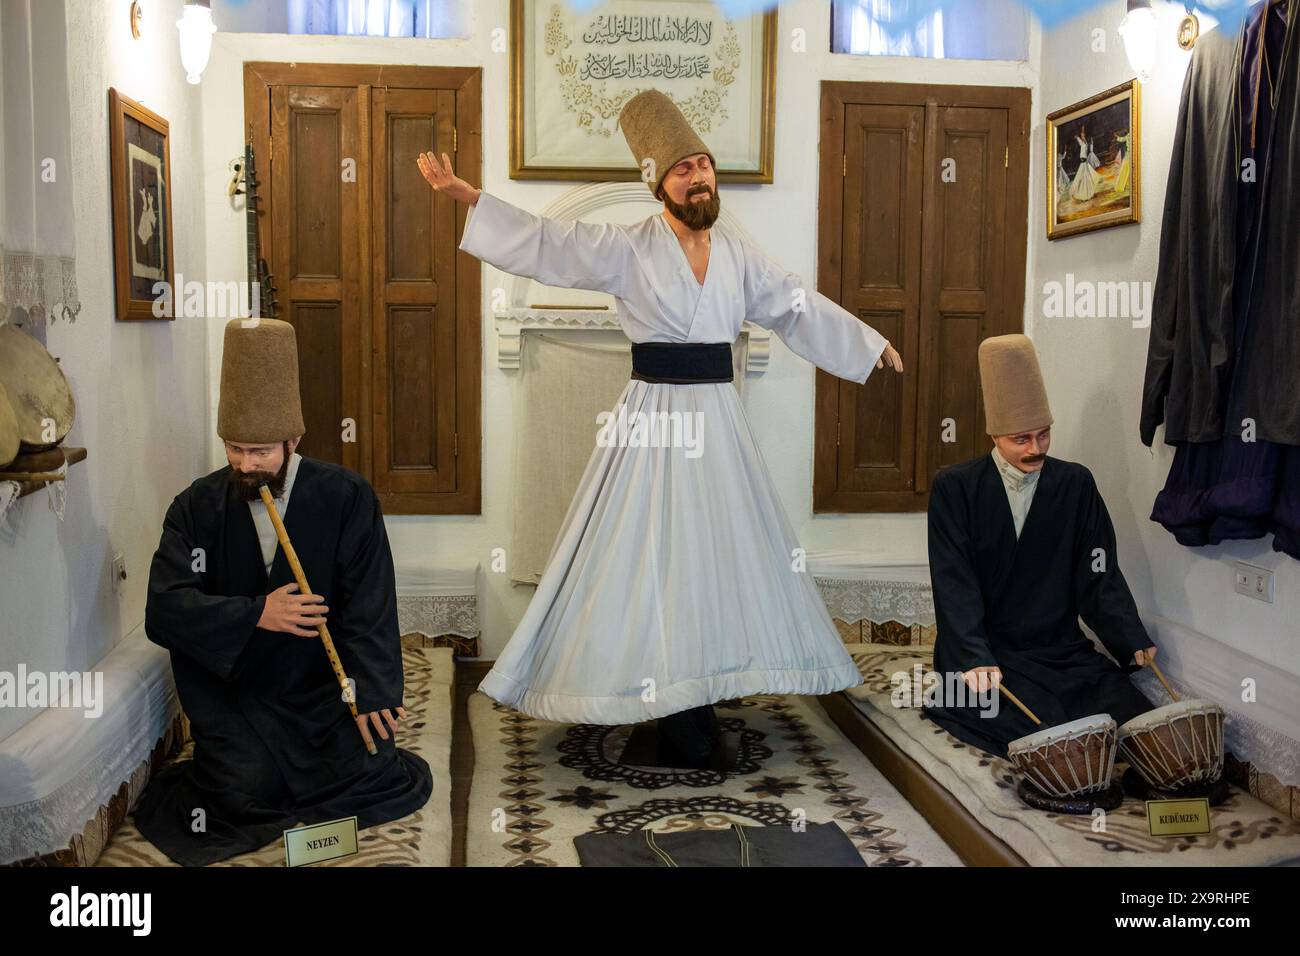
left=991, top=445, right=1040, bottom=493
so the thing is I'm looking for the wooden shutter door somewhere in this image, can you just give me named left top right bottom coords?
left=815, top=82, right=1029, bottom=513
left=917, top=105, right=1011, bottom=490
left=370, top=88, right=459, bottom=499
left=832, top=103, right=925, bottom=502
left=269, top=84, right=363, bottom=471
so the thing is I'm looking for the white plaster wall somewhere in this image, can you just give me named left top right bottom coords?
left=0, top=0, right=210, bottom=739
left=1032, top=4, right=1299, bottom=677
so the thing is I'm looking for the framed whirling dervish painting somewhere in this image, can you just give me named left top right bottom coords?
left=108, top=88, right=175, bottom=320
left=508, top=0, right=777, bottom=183
left=1045, top=80, right=1141, bottom=240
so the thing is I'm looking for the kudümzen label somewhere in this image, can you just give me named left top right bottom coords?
left=283, top=816, right=359, bottom=867
left=1145, top=798, right=1211, bottom=836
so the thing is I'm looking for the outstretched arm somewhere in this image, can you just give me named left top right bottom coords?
left=418, top=150, right=634, bottom=297
left=740, top=237, right=902, bottom=384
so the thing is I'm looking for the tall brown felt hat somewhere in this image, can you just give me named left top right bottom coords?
left=618, top=89, right=716, bottom=198
left=216, top=319, right=306, bottom=443
left=978, top=333, right=1054, bottom=436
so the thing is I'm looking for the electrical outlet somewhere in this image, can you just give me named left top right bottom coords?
left=111, top=552, right=127, bottom=596
left=1233, top=561, right=1274, bottom=604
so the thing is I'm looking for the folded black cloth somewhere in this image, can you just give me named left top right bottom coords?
left=574, top=821, right=865, bottom=867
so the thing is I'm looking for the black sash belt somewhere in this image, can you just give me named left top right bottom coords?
left=630, top=342, right=733, bottom=384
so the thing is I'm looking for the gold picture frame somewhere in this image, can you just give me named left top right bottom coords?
left=509, top=0, right=777, bottom=183
left=1046, top=79, right=1141, bottom=240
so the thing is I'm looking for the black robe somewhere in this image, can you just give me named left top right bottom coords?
left=1140, top=8, right=1300, bottom=447
left=134, top=457, right=432, bottom=866
left=921, top=455, right=1155, bottom=757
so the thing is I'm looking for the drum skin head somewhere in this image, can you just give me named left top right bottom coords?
left=0, top=383, right=18, bottom=467
left=0, top=325, right=75, bottom=448
left=1008, top=713, right=1116, bottom=755
left=1119, top=699, right=1223, bottom=736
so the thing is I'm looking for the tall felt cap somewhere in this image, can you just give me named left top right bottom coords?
left=978, top=333, right=1054, bottom=436
left=618, top=89, right=716, bottom=198
left=216, top=319, right=306, bottom=443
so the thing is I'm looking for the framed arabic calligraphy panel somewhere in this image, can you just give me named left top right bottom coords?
left=509, top=0, right=776, bottom=183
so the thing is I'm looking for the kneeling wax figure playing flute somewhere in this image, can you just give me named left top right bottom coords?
left=135, top=318, right=432, bottom=865
left=417, top=89, right=903, bottom=768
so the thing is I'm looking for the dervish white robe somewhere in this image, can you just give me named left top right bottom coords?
left=460, top=189, right=888, bottom=724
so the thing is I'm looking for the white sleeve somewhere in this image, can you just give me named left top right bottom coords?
left=740, top=238, right=887, bottom=384
left=458, top=189, right=633, bottom=297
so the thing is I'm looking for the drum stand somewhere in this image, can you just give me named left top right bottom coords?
left=1120, top=767, right=1231, bottom=806
left=1016, top=779, right=1125, bottom=815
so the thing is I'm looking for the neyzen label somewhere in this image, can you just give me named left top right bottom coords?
left=283, top=816, right=359, bottom=867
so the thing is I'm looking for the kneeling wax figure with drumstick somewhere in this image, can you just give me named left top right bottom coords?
left=134, top=319, right=432, bottom=866
left=921, top=333, right=1158, bottom=757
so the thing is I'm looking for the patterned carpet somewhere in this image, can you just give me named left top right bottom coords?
left=466, top=690, right=963, bottom=866
left=846, top=643, right=1300, bottom=866
left=97, top=646, right=453, bottom=867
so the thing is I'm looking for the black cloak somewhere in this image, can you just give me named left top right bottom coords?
left=133, top=457, right=432, bottom=865
left=922, top=455, right=1155, bottom=756
left=1140, top=11, right=1300, bottom=447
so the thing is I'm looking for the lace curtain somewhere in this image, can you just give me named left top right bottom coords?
left=0, top=0, right=80, bottom=326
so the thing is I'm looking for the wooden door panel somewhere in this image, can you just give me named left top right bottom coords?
left=247, top=62, right=482, bottom=514
left=270, top=85, right=361, bottom=471
left=838, top=104, right=923, bottom=495
left=922, top=106, right=1008, bottom=483
left=815, top=82, right=1029, bottom=513
left=371, top=88, right=458, bottom=495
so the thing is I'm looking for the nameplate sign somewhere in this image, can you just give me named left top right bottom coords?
left=1145, top=798, right=1211, bottom=836
left=284, top=816, right=359, bottom=867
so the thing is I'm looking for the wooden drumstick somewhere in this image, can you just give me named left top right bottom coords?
left=258, top=484, right=378, bottom=756
left=994, top=681, right=1042, bottom=726
left=1147, top=659, right=1180, bottom=703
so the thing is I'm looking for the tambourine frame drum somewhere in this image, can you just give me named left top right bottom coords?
left=1118, top=699, right=1225, bottom=792
left=1007, top=713, right=1118, bottom=798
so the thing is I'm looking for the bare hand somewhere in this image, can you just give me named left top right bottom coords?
left=1134, top=646, right=1158, bottom=667
left=876, top=342, right=904, bottom=373
left=962, top=666, right=1003, bottom=695
left=356, top=706, right=408, bottom=750
left=416, top=150, right=480, bottom=205
left=257, top=582, right=329, bottom=637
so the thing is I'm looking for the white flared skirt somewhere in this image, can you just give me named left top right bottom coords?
left=478, top=378, right=863, bottom=725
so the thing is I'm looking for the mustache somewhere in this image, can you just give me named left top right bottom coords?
left=1020, top=453, right=1046, bottom=463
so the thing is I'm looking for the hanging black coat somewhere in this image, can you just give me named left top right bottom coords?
left=1141, top=10, right=1300, bottom=447
left=134, top=457, right=432, bottom=866
left=921, top=455, right=1155, bottom=756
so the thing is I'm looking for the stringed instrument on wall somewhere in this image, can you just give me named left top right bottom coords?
left=238, top=144, right=278, bottom=319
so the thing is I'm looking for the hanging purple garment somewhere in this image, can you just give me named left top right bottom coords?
left=1150, top=1, right=1298, bottom=560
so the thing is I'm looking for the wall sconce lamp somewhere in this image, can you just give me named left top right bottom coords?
left=1118, top=0, right=1159, bottom=80
left=177, top=0, right=217, bottom=84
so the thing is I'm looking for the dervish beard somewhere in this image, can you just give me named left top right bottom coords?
left=661, top=185, right=720, bottom=230
left=229, top=452, right=290, bottom=500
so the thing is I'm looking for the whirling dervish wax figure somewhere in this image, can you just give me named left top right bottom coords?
left=921, top=334, right=1158, bottom=757
left=417, top=89, right=904, bottom=768
left=135, top=319, right=432, bottom=865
